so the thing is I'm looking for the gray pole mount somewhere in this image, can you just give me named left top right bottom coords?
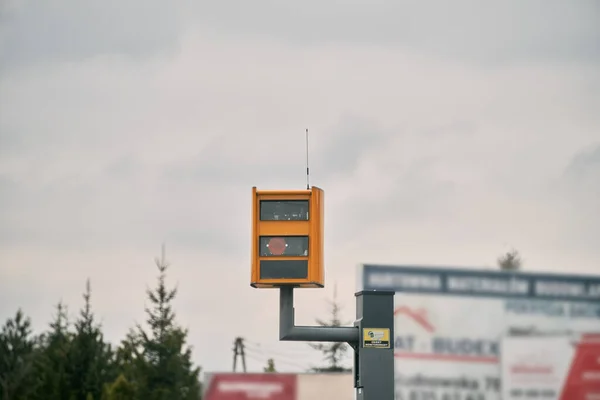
left=278, top=286, right=395, bottom=400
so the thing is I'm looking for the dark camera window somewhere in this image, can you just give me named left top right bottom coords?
left=260, top=236, right=309, bottom=257
left=260, top=200, right=309, bottom=221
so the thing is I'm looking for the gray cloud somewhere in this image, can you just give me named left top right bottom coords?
left=545, top=143, right=600, bottom=258
left=419, top=121, right=477, bottom=137
left=163, top=113, right=391, bottom=189
left=560, top=142, right=600, bottom=208
left=0, top=0, right=183, bottom=71
left=187, top=0, right=600, bottom=64
left=311, top=114, right=392, bottom=178
left=3, top=0, right=598, bottom=72
left=0, top=176, right=21, bottom=243
left=566, top=143, right=600, bottom=181
left=0, top=161, right=243, bottom=253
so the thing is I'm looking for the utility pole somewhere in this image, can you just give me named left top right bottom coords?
left=232, top=337, right=247, bottom=373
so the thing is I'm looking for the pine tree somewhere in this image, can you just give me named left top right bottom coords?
left=34, top=301, right=75, bottom=400
left=69, top=279, right=117, bottom=400
left=308, top=285, right=351, bottom=372
left=0, top=309, right=38, bottom=400
left=133, top=245, right=202, bottom=400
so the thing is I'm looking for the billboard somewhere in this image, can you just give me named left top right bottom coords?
left=361, top=264, right=600, bottom=400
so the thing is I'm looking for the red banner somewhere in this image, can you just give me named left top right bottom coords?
left=205, top=373, right=297, bottom=400
left=560, top=334, right=600, bottom=400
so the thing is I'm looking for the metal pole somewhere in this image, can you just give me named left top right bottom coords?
left=277, top=286, right=395, bottom=400
left=279, top=286, right=359, bottom=343
left=354, top=290, right=395, bottom=400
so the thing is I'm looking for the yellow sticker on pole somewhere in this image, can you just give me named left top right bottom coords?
left=362, top=328, right=390, bottom=348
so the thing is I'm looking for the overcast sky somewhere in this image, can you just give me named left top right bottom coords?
left=1, top=0, right=599, bottom=375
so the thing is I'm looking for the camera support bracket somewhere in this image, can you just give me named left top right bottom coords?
left=278, top=286, right=395, bottom=399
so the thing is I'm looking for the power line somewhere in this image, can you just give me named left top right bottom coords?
left=244, top=346, right=306, bottom=365
left=244, top=343, right=312, bottom=362
left=244, top=344, right=313, bottom=371
left=244, top=351, right=308, bottom=371
left=244, top=340, right=314, bottom=356
left=236, top=338, right=325, bottom=371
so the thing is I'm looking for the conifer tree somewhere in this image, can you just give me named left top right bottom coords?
left=133, top=245, right=202, bottom=400
left=70, top=280, right=116, bottom=400
left=0, top=309, right=38, bottom=400
left=35, top=301, right=74, bottom=400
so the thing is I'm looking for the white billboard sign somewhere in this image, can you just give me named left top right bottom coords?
left=361, top=264, right=600, bottom=400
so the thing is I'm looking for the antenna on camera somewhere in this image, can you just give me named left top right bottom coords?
left=305, top=128, right=310, bottom=190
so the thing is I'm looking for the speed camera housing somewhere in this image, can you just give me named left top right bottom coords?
left=251, top=186, right=324, bottom=289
